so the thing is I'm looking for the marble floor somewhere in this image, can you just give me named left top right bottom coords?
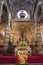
left=0, top=63, right=43, bottom=65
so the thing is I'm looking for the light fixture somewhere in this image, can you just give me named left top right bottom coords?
left=17, top=10, right=30, bottom=20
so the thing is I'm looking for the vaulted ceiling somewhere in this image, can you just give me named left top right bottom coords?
left=0, top=0, right=43, bottom=23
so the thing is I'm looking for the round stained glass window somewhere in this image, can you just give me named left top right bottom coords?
left=17, top=10, right=29, bottom=20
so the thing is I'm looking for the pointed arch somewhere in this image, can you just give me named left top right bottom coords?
left=37, top=5, right=42, bottom=16
left=1, top=0, right=11, bottom=25
left=1, top=4, right=8, bottom=24
left=34, top=1, right=42, bottom=22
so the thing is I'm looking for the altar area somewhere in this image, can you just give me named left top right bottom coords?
left=0, top=0, right=43, bottom=64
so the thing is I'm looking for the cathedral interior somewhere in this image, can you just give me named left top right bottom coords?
left=0, top=0, right=43, bottom=64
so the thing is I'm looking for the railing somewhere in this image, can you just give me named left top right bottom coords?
left=0, top=54, right=43, bottom=63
